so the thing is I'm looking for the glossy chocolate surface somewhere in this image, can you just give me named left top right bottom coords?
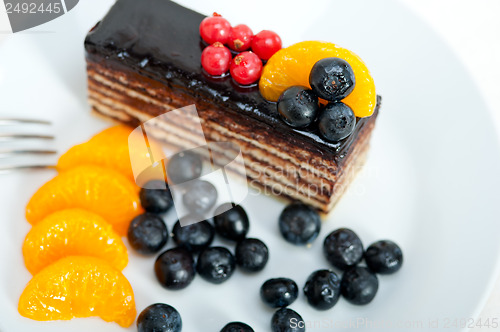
left=84, top=0, right=379, bottom=159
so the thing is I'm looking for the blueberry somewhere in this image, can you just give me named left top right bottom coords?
left=277, top=85, right=319, bottom=128
left=309, top=57, right=355, bottom=101
left=154, top=247, right=195, bottom=290
left=278, top=203, right=321, bottom=245
left=213, top=203, right=249, bottom=241
left=341, top=266, right=379, bottom=305
left=127, top=213, right=168, bottom=255
left=221, top=322, right=254, bottom=332
left=196, top=246, right=236, bottom=284
left=364, top=240, right=403, bottom=274
left=140, top=180, right=174, bottom=213
left=323, top=228, right=364, bottom=270
left=182, top=180, right=218, bottom=214
left=235, top=238, right=269, bottom=272
left=167, top=150, right=202, bottom=184
left=271, top=308, right=305, bottom=332
left=260, top=278, right=299, bottom=308
left=303, top=269, right=341, bottom=310
left=137, top=303, right=182, bottom=332
left=317, top=102, right=356, bottom=142
left=172, top=217, right=214, bottom=252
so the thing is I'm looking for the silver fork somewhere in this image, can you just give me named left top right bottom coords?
left=0, top=118, right=57, bottom=174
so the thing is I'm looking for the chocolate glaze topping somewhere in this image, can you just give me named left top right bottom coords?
left=84, top=0, right=379, bottom=160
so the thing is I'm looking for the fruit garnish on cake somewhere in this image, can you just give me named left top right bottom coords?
left=84, top=0, right=380, bottom=212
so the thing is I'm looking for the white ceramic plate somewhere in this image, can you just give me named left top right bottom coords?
left=1, top=1, right=500, bottom=331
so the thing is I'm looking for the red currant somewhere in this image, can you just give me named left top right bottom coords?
left=199, top=13, right=232, bottom=45
left=251, top=30, right=282, bottom=60
left=201, top=42, right=232, bottom=76
left=228, top=24, right=253, bottom=52
left=230, top=52, right=262, bottom=85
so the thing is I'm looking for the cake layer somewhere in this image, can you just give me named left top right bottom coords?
left=86, top=59, right=379, bottom=211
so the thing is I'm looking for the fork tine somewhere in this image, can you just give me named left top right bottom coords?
left=0, top=119, right=51, bottom=125
left=0, top=165, right=56, bottom=174
left=0, top=134, right=55, bottom=141
left=0, top=150, right=57, bottom=158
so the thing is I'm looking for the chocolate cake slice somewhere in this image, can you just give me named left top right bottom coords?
left=84, top=0, right=380, bottom=212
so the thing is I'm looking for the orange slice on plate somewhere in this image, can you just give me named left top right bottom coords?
left=259, top=41, right=376, bottom=117
left=57, top=125, right=166, bottom=183
left=25, top=165, right=142, bottom=235
left=23, top=209, right=128, bottom=275
left=18, top=256, right=136, bottom=327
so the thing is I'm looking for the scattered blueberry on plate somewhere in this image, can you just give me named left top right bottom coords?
left=271, top=307, right=305, bottom=332
left=260, top=278, right=299, bottom=308
left=196, top=246, right=236, bottom=284
left=220, top=321, right=254, bottom=332
left=167, top=150, right=202, bottom=184
left=182, top=180, right=218, bottom=214
left=213, top=203, right=250, bottom=241
left=277, top=85, right=319, bottom=128
left=155, top=247, right=196, bottom=290
left=127, top=213, right=168, bottom=255
left=139, top=179, right=174, bottom=214
left=303, top=269, right=341, bottom=310
left=341, top=266, right=379, bottom=305
left=365, top=240, right=403, bottom=274
left=309, top=57, right=356, bottom=101
left=235, top=238, right=269, bottom=272
left=323, top=228, right=364, bottom=270
left=137, top=303, right=182, bottom=332
left=172, top=216, right=215, bottom=252
left=279, top=202, right=321, bottom=245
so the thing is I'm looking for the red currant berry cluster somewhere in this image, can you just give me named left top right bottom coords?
left=199, top=13, right=282, bottom=85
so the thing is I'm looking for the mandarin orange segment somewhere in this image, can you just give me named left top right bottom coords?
left=26, top=165, right=142, bottom=235
left=259, top=41, right=376, bottom=117
left=57, top=125, right=166, bottom=183
left=18, top=256, right=136, bottom=327
left=23, top=209, right=128, bottom=275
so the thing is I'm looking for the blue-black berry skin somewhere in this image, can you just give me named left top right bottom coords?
left=278, top=203, right=321, bottom=245
left=341, top=266, right=379, bottom=305
left=127, top=213, right=168, bottom=255
left=271, top=308, right=305, bottom=332
left=260, top=278, right=299, bottom=308
left=140, top=180, right=174, bottom=214
left=309, top=57, right=356, bottom=101
left=213, top=203, right=250, bottom=241
left=277, top=85, right=319, bottom=128
left=323, top=228, right=364, bottom=270
left=303, top=269, right=341, bottom=310
left=365, top=240, right=403, bottom=274
left=196, top=246, right=236, bottom=284
left=167, top=150, right=202, bottom=184
left=317, top=102, right=356, bottom=142
left=182, top=180, right=218, bottom=214
left=172, top=218, right=214, bottom=252
left=137, top=303, right=182, bottom=332
left=155, top=248, right=195, bottom=290
left=220, top=321, right=254, bottom=332
left=235, top=238, right=269, bottom=272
